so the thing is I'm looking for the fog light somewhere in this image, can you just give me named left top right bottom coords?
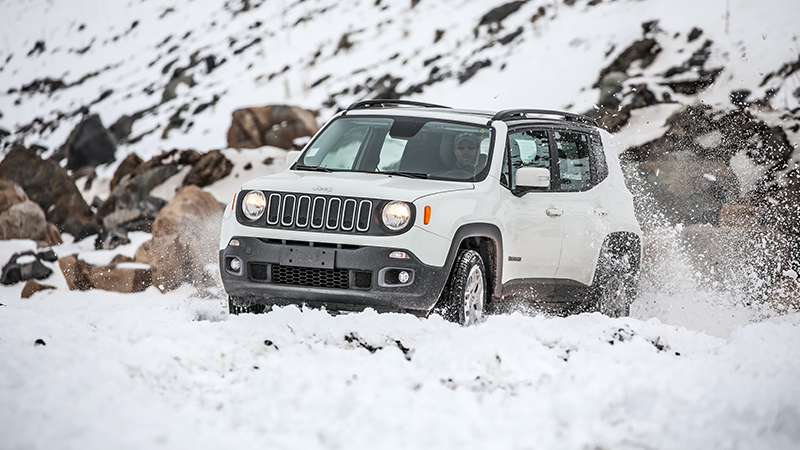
left=229, top=258, right=241, bottom=272
left=378, top=268, right=414, bottom=287
left=229, top=239, right=240, bottom=247
left=398, top=270, right=410, bottom=284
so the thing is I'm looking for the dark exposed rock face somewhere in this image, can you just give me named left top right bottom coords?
left=595, top=38, right=661, bottom=88
left=0, top=146, right=100, bottom=236
left=478, top=1, right=528, bottom=32
left=183, top=150, right=233, bottom=187
left=56, top=114, right=117, bottom=170
left=624, top=104, right=798, bottom=251
left=226, top=105, right=318, bottom=150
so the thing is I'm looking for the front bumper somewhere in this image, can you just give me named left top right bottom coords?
left=220, top=236, right=451, bottom=316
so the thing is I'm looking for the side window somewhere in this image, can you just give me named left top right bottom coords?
left=554, top=131, right=591, bottom=191
left=506, top=130, right=551, bottom=190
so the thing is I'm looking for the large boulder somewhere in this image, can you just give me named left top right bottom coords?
left=0, top=180, right=63, bottom=247
left=55, top=114, right=117, bottom=171
left=226, top=105, right=318, bottom=150
left=134, top=185, right=223, bottom=292
left=0, top=145, right=101, bottom=236
left=59, top=254, right=152, bottom=293
left=0, top=179, right=28, bottom=211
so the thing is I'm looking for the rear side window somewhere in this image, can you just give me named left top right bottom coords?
left=554, top=131, right=591, bottom=191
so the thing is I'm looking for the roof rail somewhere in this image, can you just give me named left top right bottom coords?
left=346, top=99, right=452, bottom=110
left=492, top=109, right=597, bottom=126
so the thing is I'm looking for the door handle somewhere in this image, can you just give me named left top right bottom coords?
left=546, top=208, right=563, bottom=217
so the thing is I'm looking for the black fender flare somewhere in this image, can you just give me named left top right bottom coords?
left=441, top=223, right=504, bottom=302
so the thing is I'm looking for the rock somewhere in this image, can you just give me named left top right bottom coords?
left=0, top=179, right=29, bottom=211
left=58, top=254, right=93, bottom=291
left=110, top=153, right=144, bottom=192
left=0, top=201, right=48, bottom=242
left=21, top=280, right=56, bottom=298
left=183, top=150, right=233, bottom=187
left=117, top=164, right=180, bottom=196
left=458, top=59, right=492, bottom=84
left=1, top=250, right=54, bottom=285
left=88, top=260, right=151, bottom=293
left=477, top=1, right=528, bottom=34
left=109, top=114, right=136, bottom=142
left=57, top=114, right=117, bottom=171
left=95, top=227, right=132, bottom=251
left=134, top=185, right=223, bottom=292
left=178, top=149, right=203, bottom=166
left=718, top=200, right=767, bottom=228
left=595, top=38, right=661, bottom=87
left=226, top=105, right=318, bottom=150
left=58, top=253, right=152, bottom=293
left=44, top=223, right=63, bottom=247
left=0, top=145, right=101, bottom=236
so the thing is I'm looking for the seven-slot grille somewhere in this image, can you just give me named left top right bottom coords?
left=258, top=192, right=374, bottom=233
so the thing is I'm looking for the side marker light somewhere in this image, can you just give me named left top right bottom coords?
left=424, top=206, right=431, bottom=225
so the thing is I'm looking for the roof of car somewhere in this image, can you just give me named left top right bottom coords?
left=342, top=99, right=599, bottom=128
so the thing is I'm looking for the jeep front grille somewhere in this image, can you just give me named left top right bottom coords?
left=246, top=191, right=375, bottom=234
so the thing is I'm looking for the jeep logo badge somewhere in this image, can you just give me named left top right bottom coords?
left=312, top=186, right=333, bottom=193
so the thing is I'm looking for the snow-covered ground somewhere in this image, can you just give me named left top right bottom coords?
left=1, top=287, right=799, bottom=450
left=2, top=0, right=800, bottom=448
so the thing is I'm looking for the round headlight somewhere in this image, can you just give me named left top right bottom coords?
left=241, top=191, right=266, bottom=220
left=381, top=201, right=411, bottom=231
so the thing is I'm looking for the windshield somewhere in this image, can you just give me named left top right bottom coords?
left=295, top=116, right=494, bottom=181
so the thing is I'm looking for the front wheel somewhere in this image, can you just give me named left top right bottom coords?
left=442, top=249, right=486, bottom=326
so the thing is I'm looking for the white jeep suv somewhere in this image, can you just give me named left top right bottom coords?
left=219, top=100, right=642, bottom=324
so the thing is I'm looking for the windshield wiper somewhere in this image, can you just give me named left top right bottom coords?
left=376, top=170, right=429, bottom=179
left=294, top=164, right=333, bottom=172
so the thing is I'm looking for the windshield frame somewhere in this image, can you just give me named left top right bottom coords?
left=292, top=115, right=496, bottom=183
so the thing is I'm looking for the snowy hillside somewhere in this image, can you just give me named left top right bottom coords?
left=2, top=0, right=799, bottom=158
left=1, top=0, right=800, bottom=448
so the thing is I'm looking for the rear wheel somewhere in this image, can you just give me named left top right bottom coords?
left=442, top=249, right=486, bottom=326
left=595, top=273, right=631, bottom=317
left=589, top=254, right=637, bottom=318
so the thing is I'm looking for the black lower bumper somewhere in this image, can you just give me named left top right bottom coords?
left=220, top=236, right=451, bottom=316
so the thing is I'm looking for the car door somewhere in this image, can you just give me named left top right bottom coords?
left=552, top=130, right=611, bottom=286
left=498, top=129, right=563, bottom=282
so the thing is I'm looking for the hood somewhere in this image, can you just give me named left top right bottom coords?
left=239, top=171, right=473, bottom=202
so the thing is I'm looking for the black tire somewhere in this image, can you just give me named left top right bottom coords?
left=589, top=253, right=637, bottom=318
left=228, top=296, right=267, bottom=315
left=442, top=249, right=486, bottom=326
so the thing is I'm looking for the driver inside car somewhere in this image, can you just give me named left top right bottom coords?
left=446, top=132, right=481, bottom=177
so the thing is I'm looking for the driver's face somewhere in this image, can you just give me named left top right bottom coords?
left=454, top=140, right=478, bottom=168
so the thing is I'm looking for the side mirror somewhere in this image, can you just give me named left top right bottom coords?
left=285, top=150, right=302, bottom=168
left=516, top=167, right=550, bottom=188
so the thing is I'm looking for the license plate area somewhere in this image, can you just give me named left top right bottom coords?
left=280, top=246, right=335, bottom=269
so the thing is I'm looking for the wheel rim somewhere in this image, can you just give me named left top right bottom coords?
left=600, top=276, right=626, bottom=317
left=462, top=265, right=485, bottom=325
